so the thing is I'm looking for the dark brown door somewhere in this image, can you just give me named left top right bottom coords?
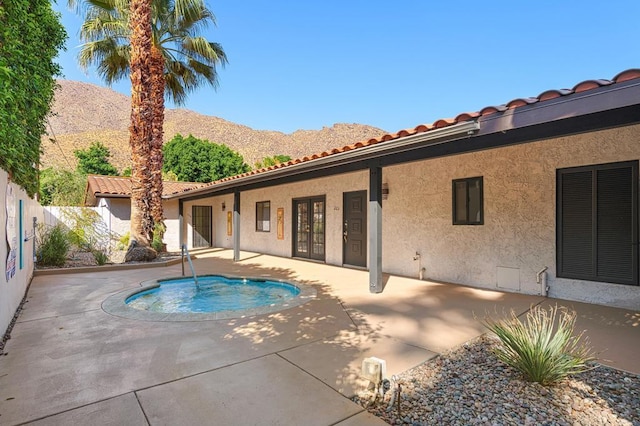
left=343, top=191, right=367, bottom=267
left=293, top=197, right=325, bottom=260
left=192, top=205, right=212, bottom=248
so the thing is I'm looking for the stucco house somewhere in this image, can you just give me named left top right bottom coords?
left=84, top=175, right=203, bottom=251
left=91, top=69, right=640, bottom=310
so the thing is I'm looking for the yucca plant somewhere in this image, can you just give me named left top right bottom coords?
left=482, top=304, right=596, bottom=385
left=92, top=249, right=109, bottom=266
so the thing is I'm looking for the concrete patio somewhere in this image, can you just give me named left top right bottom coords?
left=0, top=249, right=638, bottom=425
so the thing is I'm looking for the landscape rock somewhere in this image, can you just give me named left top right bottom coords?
left=124, top=242, right=157, bottom=262
left=352, top=335, right=640, bottom=426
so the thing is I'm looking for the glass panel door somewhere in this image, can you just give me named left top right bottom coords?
left=294, top=200, right=309, bottom=256
left=293, top=197, right=325, bottom=260
left=311, top=200, right=325, bottom=260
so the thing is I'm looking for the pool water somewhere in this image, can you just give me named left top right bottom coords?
left=126, top=275, right=301, bottom=314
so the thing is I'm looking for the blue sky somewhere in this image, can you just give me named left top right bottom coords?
left=53, top=1, right=639, bottom=134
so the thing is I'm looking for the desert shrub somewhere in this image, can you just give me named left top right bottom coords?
left=92, top=249, right=109, bottom=266
left=482, top=304, right=596, bottom=385
left=36, top=224, right=70, bottom=267
left=116, top=232, right=130, bottom=250
left=62, top=208, right=111, bottom=253
left=151, top=223, right=166, bottom=253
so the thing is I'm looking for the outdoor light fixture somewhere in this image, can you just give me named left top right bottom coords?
left=222, top=202, right=226, bottom=211
left=382, top=183, right=389, bottom=200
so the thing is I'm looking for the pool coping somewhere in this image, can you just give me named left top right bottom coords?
left=102, top=274, right=317, bottom=321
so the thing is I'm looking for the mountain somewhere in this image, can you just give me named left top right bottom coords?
left=42, top=80, right=387, bottom=171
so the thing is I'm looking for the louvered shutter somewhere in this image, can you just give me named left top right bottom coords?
left=557, top=161, right=638, bottom=286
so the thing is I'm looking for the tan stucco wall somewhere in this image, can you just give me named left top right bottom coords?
left=177, top=123, right=640, bottom=309
left=237, top=172, right=369, bottom=265
left=181, top=195, right=230, bottom=249
left=382, top=123, right=640, bottom=309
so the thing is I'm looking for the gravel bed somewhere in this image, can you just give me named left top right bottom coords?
left=352, top=335, right=639, bottom=426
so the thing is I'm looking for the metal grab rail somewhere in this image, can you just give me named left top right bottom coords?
left=181, top=244, right=199, bottom=287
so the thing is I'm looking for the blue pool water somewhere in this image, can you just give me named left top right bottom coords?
left=126, top=275, right=301, bottom=314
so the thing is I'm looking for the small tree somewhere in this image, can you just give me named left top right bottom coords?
left=255, top=155, right=291, bottom=169
left=74, top=141, right=119, bottom=176
left=39, top=168, right=86, bottom=206
left=163, top=134, right=250, bottom=182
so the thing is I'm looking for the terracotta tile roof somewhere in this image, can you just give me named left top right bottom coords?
left=192, top=68, right=640, bottom=190
left=85, top=175, right=204, bottom=201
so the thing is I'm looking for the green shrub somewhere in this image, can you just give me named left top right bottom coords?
left=116, top=232, right=130, bottom=250
left=92, top=250, right=109, bottom=266
left=151, top=223, right=165, bottom=253
left=36, top=224, right=70, bottom=267
left=151, top=238, right=164, bottom=253
left=482, top=304, right=596, bottom=385
left=68, top=226, right=88, bottom=249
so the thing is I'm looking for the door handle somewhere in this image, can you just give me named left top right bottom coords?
left=343, top=220, right=348, bottom=243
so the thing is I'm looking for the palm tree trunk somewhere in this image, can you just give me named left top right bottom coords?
left=128, top=0, right=154, bottom=249
left=149, top=45, right=165, bottom=227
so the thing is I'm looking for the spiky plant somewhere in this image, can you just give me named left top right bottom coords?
left=482, top=304, right=596, bottom=385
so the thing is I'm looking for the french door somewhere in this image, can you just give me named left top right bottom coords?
left=293, top=196, right=325, bottom=261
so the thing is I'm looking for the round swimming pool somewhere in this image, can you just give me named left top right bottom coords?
left=102, top=274, right=316, bottom=321
left=127, top=276, right=301, bottom=313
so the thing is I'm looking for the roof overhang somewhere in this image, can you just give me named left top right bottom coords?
left=178, top=78, right=640, bottom=202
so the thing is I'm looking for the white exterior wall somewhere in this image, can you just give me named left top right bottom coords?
left=0, top=170, right=43, bottom=336
left=104, top=198, right=131, bottom=239
left=94, top=198, right=181, bottom=252
left=163, top=199, right=181, bottom=252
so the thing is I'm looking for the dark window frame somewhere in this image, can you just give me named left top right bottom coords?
left=556, top=160, right=638, bottom=286
left=452, top=176, right=484, bottom=225
left=255, top=200, right=271, bottom=232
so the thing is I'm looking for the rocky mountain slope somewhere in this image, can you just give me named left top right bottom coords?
left=42, top=80, right=387, bottom=171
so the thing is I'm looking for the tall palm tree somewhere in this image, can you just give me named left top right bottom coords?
left=127, top=0, right=154, bottom=251
left=70, top=0, right=227, bottom=244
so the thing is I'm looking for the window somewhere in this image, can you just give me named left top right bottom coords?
left=557, top=161, right=638, bottom=285
left=452, top=176, right=483, bottom=225
left=256, top=201, right=270, bottom=232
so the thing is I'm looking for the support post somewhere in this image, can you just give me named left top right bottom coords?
left=233, top=190, right=241, bottom=261
left=178, top=200, right=184, bottom=249
left=369, top=166, right=383, bottom=293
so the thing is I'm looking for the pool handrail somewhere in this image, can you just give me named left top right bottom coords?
left=181, top=244, right=199, bottom=287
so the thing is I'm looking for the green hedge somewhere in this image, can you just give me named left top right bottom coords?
left=0, top=0, right=66, bottom=196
